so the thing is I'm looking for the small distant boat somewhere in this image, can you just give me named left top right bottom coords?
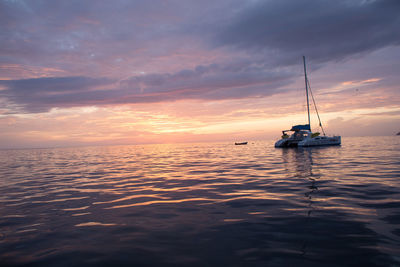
left=235, top=142, right=248, bottom=145
left=275, top=57, right=341, bottom=148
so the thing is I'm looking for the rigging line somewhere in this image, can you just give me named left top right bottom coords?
left=307, top=78, right=326, bottom=136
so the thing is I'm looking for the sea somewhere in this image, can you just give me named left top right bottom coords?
left=0, top=136, right=399, bottom=266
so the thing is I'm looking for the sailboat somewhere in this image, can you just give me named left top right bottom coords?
left=274, top=56, right=341, bottom=148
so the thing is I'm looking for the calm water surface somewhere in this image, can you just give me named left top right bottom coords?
left=0, top=137, right=399, bottom=266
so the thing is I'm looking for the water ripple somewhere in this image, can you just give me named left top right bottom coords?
left=0, top=137, right=399, bottom=266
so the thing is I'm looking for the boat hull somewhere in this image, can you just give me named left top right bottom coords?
left=275, top=136, right=341, bottom=148
left=298, top=136, right=341, bottom=147
left=274, top=138, right=303, bottom=148
left=235, top=142, right=248, bottom=145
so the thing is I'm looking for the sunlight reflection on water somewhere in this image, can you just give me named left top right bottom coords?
left=0, top=137, right=399, bottom=266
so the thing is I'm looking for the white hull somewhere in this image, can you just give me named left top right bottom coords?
left=298, top=135, right=341, bottom=147
left=275, top=131, right=341, bottom=148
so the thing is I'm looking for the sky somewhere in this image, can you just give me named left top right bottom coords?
left=0, top=0, right=399, bottom=149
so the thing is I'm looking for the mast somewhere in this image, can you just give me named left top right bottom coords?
left=303, top=56, right=311, bottom=129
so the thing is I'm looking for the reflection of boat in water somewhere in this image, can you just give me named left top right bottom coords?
left=275, top=57, right=341, bottom=148
left=235, top=142, right=248, bottom=145
left=280, top=148, right=319, bottom=256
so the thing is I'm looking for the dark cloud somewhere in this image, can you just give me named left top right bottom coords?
left=217, top=0, right=400, bottom=64
left=0, top=63, right=291, bottom=113
left=0, top=0, right=238, bottom=66
left=121, top=62, right=287, bottom=93
left=2, top=0, right=399, bottom=67
left=1, top=0, right=399, bottom=114
left=0, top=76, right=115, bottom=112
left=1, top=76, right=111, bottom=94
left=0, top=0, right=191, bottom=70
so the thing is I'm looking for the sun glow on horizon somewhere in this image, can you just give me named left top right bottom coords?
left=1, top=98, right=399, bottom=149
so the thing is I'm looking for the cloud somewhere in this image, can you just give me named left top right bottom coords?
left=1, top=0, right=399, bottom=116
left=2, top=0, right=399, bottom=73
left=0, top=76, right=115, bottom=112
left=327, top=116, right=400, bottom=136
left=0, top=63, right=293, bottom=113
left=216, top=0, right=400, bottom=64
left=120, top=62, right=290, bottom=94
left=360, top=110, right=400, bottom=116
left=0, top=0, right=205, bottom=76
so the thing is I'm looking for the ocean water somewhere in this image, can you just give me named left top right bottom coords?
left=0, top=136, right=399, bottom=266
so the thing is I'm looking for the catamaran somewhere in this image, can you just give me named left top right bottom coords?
left=274, top=57, right=341, bottom=148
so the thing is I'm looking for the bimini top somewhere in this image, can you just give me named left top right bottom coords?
left=290, top=124, right=311, bottom=131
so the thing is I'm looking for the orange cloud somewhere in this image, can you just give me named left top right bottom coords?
left=341, top=78, right=381, bottom=86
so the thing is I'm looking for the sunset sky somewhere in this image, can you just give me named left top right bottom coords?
left=1, top=0, right=399, bottom=149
